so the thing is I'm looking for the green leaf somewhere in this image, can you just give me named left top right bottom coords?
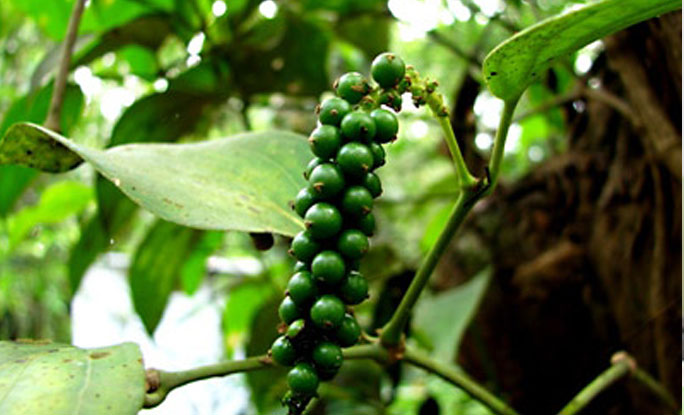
left=74, top=15, right=173, bottom=69
left=8, top=181, right=93, bottom=248
left=1, top=123, right=308, bottom=236
left=0, top=340, right=144, bottom=415
left=222, top=281, right=272, bottom=356
left=413, top=270, right=491, bottom=361
left=129, top=220, right=203, bottom=334
left=482, top=0, right=682, bottom=101
left=0, top=84, right=84, bottom=215
left=119, top=45, right=158, bottom=81
left=68, top=216, right=110, bottom=294
left=180, top=231, right=224, bottom=294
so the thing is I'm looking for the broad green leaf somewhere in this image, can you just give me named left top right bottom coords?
left=482, top=0, right=682, bottom=101
left=0, top=83, right=84, bottom=215
left=413, top=270, right=491, bottom=361
left=129, top=220, right=203, bottom=334
left=68, top=216, right=110, bottom=294
left=245, top=296, right=287, bottom=413
left=222, top=281, right=272, bottom=357
left=1, top=123, right=308, bottom=235
left=118, top=45, right=158, bottom=81
left=0, top=340, right=144, bottom=415
left=8, top=181, right=93, bottom=248
left=180, top=231, right=223, bottom=295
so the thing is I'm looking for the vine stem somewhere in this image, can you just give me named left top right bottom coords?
left=557, top=351, right=679, bottom=415
left=44, top=0, right=87, bottom=132
left=425, top=92, right=478, bottom=188
left=486, top=97, right=519, bottom=191
left=379, top=189, right=477, bottom=347
left=403, top=347, right=520, bottom=415
left=379, top=94, right=519, bottom=347
left=143, top=343, right=518, bottom=415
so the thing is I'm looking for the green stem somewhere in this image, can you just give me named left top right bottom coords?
left=143, top=355, right=272, bottom=408
left=557, top=351, right=679, bottom=415
left=632, top=367, right=679, bottom=413
left=44, top=0, right=87, bottom=132
left=486, top=97, right=519, bottom=192
left=380, top=189, right=480, bottom=346
left=425, top=93, right=478, bottom=188
left=404, top=346, right=520, bottom=415
left=143, top=344, right=391, bottom=408
left=557, top=357, right=631, bottom=415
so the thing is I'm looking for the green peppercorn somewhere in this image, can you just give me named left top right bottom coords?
left=311, top=250, right=346, bottom=285
left=340, top=111, right=376, bottom=142
left=286, top=318, right=306, bottom=339
left=319, top=97, right=352, bottom=126
left=293, top=261, right=308, bottom=273
left=279, top=296, right=301, bottom=324
left=287, top=362, right=319, bottom=395
left=308, top=125, right=341, bottom=160
left=339, top=271, right=369, bottom=305
left=336, top=142, right=374, bottom=180
left=370, top=108, right=398, bottom=143
left=312, top=342, right=343, bottom=371
left=335, top=72, right=371, bottom=104
left=362, top=172, right=383, bottom=198
left=293, top=186, right=318, bottom=218
left=355, top=213, right=376, bottom=236
left=335, top=314, right=362, bottom=347
left=309, top=163, right=345, bottom=199
left=304, top=157, right=325, bottom=180
left=379, top=89, right=402, bottom=112
left=310, top=295, right=346, bottom=329
left=337, top=229, right=369, bottom=259
left=371, top=53, right=406, bottom=88
left=368, top=142, right=386, bottom=169
left=341, top=186, right=373, bottom=217
left=270, top=335, right=296, bottom=366
left=304, top=202, right=343, bottom=239
left=290, top=231, right=320, bottom=263
left=287, top=271, right=317, bottom=305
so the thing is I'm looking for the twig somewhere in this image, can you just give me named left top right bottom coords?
left=44, top=0, right=87, bottom=132
left=379, top=188, right=481, bottom=347
left=403, top=346, right=520, bottom=415
left=486, top=97, right=519, bottom=191
left=142, top=344, right=391, bottom=409
left=556, top=351, right=679, bottom=415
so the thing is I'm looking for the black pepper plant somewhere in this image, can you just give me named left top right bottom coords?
left=271, top=53, right=407, bottom=412
left=0, top=1, right=679, bottom=415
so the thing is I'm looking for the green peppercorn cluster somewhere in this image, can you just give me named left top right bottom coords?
left=269, top=53, right=407, bottom=413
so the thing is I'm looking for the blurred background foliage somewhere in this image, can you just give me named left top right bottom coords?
left=0, top=0, right=611, bottom=413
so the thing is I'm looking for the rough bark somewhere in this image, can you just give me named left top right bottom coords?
left=455, top=13, right=682, bottom=415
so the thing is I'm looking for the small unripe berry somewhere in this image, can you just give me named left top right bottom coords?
left=335, top=314, right=362, bottom=347
left=311, top=250, right=346, bottom=285
left=287, top=363, right=319, bottom=395
left=309, top=163, right=345, bottom=199
left=341, top=186, right=373, bottom=217
left=319, top=97, right=352, bottom=126
left=310, top=295, right=346, bottom=329
left=337, top=229, right=369, bottom=259
left=335, top=72, right=371, bottom=104
left=304, top=202, right=343, bottom=239
left=336, top=143, right=374, bottom=180
left=270, top=335, right=296, bottom=366
left=371, top=53, right=406, bottom=88
left=308, top=125, right=341, bottom=160
left=370, top=108, right=398, bottom=143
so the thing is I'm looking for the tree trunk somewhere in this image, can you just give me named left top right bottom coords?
left=456, top=12, right=681, bottom=415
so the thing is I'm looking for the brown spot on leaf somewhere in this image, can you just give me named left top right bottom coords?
left=89, top=352, right=110, bottom=359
